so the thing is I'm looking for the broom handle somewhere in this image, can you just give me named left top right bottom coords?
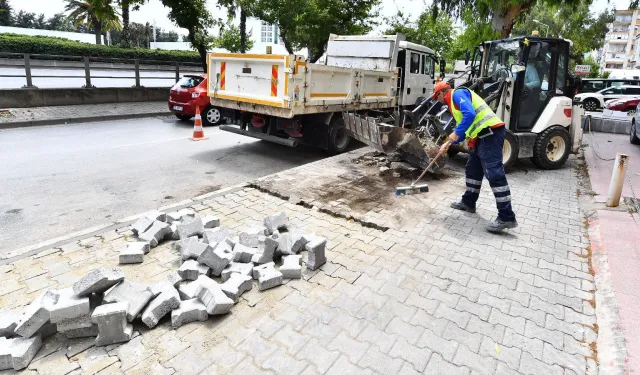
left=410, top=140, right=451, bottom=187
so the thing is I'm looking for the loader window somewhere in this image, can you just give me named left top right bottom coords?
left=485, top=40, right=522, bottom=81
left=410, top=53, right=420, bottom=74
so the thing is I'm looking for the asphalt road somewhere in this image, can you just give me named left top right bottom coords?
left=0, top=67, right=202, bottom=89
left=0, top=117, right=329, bottom=253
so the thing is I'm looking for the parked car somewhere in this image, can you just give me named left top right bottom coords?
left=606, top=97, right=640, bottom=113
left=574, top=85, right=640, bottom=112
left=577, top=78, right=640, bottom=94
left=168, top=75, right=222, bottom=126
left=632, top=104, right=640, bottom=145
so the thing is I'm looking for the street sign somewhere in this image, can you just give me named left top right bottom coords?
left=575, top=65, right=591, bottom=75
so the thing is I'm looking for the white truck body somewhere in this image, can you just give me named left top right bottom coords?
left=206, top=34, right=437, bottom=119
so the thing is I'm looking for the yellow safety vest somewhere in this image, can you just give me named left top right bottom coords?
left=448, top=88, right=503, bottom=139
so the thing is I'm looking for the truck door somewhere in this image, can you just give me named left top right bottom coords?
left=403, top=51, right=422, bottom=105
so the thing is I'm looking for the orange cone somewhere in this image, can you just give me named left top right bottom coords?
left=189, top=106, right=208, bottom=141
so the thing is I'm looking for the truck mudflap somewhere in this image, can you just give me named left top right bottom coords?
left=342, top=112, right=434, bottom=170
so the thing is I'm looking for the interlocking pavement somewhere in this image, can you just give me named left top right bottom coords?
left=0, top=153, right=596, bottom=374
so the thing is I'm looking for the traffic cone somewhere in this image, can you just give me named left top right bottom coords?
left=189, top=106, right=208, bottom=141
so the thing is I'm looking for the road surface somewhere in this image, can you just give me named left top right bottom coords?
left=0, top=116, right=331, bottom=253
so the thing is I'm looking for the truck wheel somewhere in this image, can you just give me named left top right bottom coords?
left=328, top=118, right=351, bottom=155
left=202, top=105, right=222, bottom=126
left=531, top=127, right=570, bottom=170
left=503, top=131, right=518, bottom=170
left=583, top=99, right=599, bottom=112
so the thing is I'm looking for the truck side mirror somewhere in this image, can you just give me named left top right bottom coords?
left=464, top=51, right=470, bottom=65
left=440, top=59, right=446, bottom=73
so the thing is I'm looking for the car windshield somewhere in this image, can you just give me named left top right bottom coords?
left=599, top=87, right=622, bottom=95
left=177, top=76, right=204, bottom=88
left=484, top=40, right=523, bottom=78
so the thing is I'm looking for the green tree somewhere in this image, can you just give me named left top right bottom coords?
left=34, top=13, right=46, bottom=29
left=583, top=56, right=600, bottom=78
left=65, top=0, right=122, bottom=45
left=431, top=0, right=583, bottom=38
left=385, top=10, right=454, bottom=58
left=252, top=0, right=380, bottom=62
left=15, top=10, right=36, bottom=28
left=218, top=0, right=255, bottom=53
left=0, top=0, right=14, bottom=26
left=118, top=0, right=146, bottom=47
left=158, top=30, right=179, bottom=42
left=212, top=21, right=255, bottom=52
left=160, top=0, right=213, bottom=71
left=46, top=13, right=75, bottom=31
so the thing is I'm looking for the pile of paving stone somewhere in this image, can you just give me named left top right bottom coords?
left=353, top=151, right=418, bottom=177
left=0, top=210, right=326, bottom=371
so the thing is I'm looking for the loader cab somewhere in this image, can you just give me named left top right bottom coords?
left=396, top=41, right=438, bottom=106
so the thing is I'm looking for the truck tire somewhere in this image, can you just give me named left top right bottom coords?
left=202, top=105, right=222, bottom=126
left=328, top=118, right=351, bottom=155
left=503, top=131, right=518, bottom=170
left=531, top=127, right=570, bottom=170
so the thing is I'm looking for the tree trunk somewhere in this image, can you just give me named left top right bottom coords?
left=240, top=7, right=247, bottom=53
left=189, top=31, right=208, bottom=72
left=121, top=0, right=131, bottom=47
left=491, top=1, right=534, bottom=38
left=93, top=19, right=102, bottom=45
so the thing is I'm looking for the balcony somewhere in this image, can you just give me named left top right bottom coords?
left=608, top=38, right=629, bottom=44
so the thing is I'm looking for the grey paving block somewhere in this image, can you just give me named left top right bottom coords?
left=221, top=262, right=254, bottom=282
left=239, top=227, right=266, bottom=247
left=0, top=338, right=12, bottom=370
left=73, top=267, right=124, bottom=297
left=178, top=259, right=210, bottom=281
left=264, top=212, right=289, bottom=234
left=174, top=236, right=198, bottom=253
left=220, top=273, right=253, bottom=303
left=177, top=216, right=204, bottom=239
left=0, top=311, right=19, bottom=338
left=277, top=232, right=308, bottom=256
left=202, top=215, right=220, bottom=229
left=281, top=255, right=302, bottom=279
left=34, top=322, right=57, bottom=339
left=61, top=325, right=99, bottom=338
left=149, top=280, right=177, bottom=298
left=232, top=243, right=256, bottom=263
left=167, top=271, right=183, bottom=287
left=258, top=269, right=283, bottom=291
left=6, top=335, right=42, bottom=370
left=103, top=280, right=154, bottom=322
left=119, top=244, right=145, bottom=265
left=305, top=235, right=327, bottom=271
left=171, top=299, right=208, bottom=328
left=14, top=288, right=60, bottom=338
left=50, top=288, right=90, bottom=323
left=253, top=262, right=276, bottom=280
left=178, top=278, right=208, bottom=300
left=56, top=314, right=92, bottom=331
left=203, top=227, right=232, bottom=245
left=131, top=216, right=154, bottom=236
left=138, top=220, right=171, bottom=248
left=166, top=208, right=196, bottom=223
left=91, top=302, right=133, bottom=346
left=180, top=238, right=209, bottom=261
left=252, top=236, right=278, bottom=264
left=196, top=275, right=234, bottom=315
left=167, top=222, right=180, bottom=240
left=141, top=288, right=180, bottom=328
left=197, top=241, right=233, bottom=277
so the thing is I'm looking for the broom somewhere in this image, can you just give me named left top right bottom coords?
left=395, top=140, right=451, bottom=196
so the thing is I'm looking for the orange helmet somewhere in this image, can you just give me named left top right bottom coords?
left=431, top=81, right=451, bottom=99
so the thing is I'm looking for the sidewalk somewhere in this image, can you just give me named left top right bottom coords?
left=0, top=149, right=597, bottom=374
left=0, top=101, right=171, bottom=128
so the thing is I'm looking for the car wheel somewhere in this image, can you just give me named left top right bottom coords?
left=202, top=106, right=222, bottom=126
left=531, top=127, right=571, bottom=170
left=631, top=120, right=640, bottom=145
left=583, top=99, right=599, bottom=112
left=175, top=113, right=191, bottom=121
left=503, top=131, right=519, bottom=170
left=328, top=117, right=351, bottom=155
left=628, top=108, right=636, bottom=116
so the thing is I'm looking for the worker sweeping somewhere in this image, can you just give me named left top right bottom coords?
left=433, top=82, right=518, bottom=233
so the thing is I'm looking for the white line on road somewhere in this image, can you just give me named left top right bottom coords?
left=110, top=136, right=189, bottom=149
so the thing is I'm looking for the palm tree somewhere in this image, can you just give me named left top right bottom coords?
left=65, top=0, right=121, bottom=45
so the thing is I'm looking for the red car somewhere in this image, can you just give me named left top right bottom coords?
left=169, top=74, right=222, bottom=126
left=606, top=96, right=640, bottom=114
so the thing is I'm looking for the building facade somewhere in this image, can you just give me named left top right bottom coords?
left=601, top=9, right=639, bottom=72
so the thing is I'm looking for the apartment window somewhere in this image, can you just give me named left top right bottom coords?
left=261, top=21, right=273, bottom=43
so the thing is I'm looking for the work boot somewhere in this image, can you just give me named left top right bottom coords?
left=486, top=218, right=518, bottom=233
left=450, top=201, right=476, bottom=213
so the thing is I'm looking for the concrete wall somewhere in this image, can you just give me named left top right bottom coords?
left=0, top=87, right=169, bottom=108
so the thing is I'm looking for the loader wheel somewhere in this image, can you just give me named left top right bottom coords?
left=531, top=127, right=570, bottom=170
left=502, top=131, right=518, bottom=170
left=328, top=118, right=351, bottom=155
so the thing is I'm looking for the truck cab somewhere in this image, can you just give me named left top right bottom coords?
left=395, top=41, right=438, bottom=106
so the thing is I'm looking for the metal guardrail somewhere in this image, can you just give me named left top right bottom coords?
left=0, top=52, right=203, bottom=89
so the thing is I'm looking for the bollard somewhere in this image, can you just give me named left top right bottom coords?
left=175, top=62, right=180, bottom=83
left=606, top=153, right=629, bottom=207
left=23, top=54, right=34, bottom=88
left=134, top=59, right=141, bottom=87
left=83, top=57, right=92, bottom=88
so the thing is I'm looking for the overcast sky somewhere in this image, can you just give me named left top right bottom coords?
left=9, top=0, right=629, bottom=36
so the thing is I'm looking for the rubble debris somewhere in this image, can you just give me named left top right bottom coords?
left=14, top=289, right=60, bottom=338
left=220, top=273, right=252, bottom=303
left=141, top=288, right=180, bottom=328
left=305, top=235, right=327, bottom=270
left=171, top=299, right=208, bottom=328
left=252, top=236, right=278, bottom=264
left=91, top=302, right=133, bottom=346
left=263, top=212, right=288, bottom=234
left=149, top=273, right=182, bottom=298
left=221, top=262, right=254, bottom=282
left=178, top=260, right=210, bottom=281
left=239, top=227, right=265, bottom=247
left=0, top=311, right=19, bottom=338
left=119, top=243, right=146, bottom=265
left=131, top=216, right=154, bottom=236
left=178, top=237, right=209, bottom=261
left=232, top=243, right=256, bottom=263
left=252, top=263, right=283, bottom=291
left=73, top=268, right=124, bottom=297
left=196, top=276, right=234, bottom=315
left=0, top=335, right=42, bottom=370
left=281, top=255, right=302, bottom=279
left=203, top=227, right=232, bottom=245
left=177, top=216, right=204, bottom=240
left=178, top=279, right=205, bottom=300
left=138, top=221, right=171, bottom=248
left=166, top=209, right=195, bottom=224
left=103, top=281, right=153, bottom=322
left=202, top=215, right=220, bottom=229
left=198, top=242, right=233, bottom=277
left=49, top=288, right=89, bottom=324
left=277, top=233, right=308, bottom=256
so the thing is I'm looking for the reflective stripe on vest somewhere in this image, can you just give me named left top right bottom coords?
left=448, top=88, right=503, bottom=139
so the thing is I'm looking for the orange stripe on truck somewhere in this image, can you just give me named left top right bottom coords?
left=271, top=65, right=278, bottom=97
left=220, top=62, right=226, bottom=90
